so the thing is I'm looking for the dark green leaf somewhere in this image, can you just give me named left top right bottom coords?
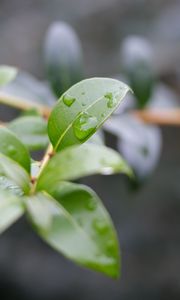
left=120, top=36, right=154, bottom=108
left=0, top=189, right=24, bottom=233
left=0, top=65, right=17, bottom=86
left=26, top=182, right=120, bottom=277
left=0, top=127, right=30, bottom=172
left=44, top=22, right=83, bottom=97
left=8, top=116, right=49, bottom=151
left=48, top=78, right=130, bottom=150
left=36, top=144, right=132, bottom=191
left=128, top=63, right=154, bottom=108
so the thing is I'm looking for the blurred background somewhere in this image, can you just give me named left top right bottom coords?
left=0, top=0, right=180, bottom=299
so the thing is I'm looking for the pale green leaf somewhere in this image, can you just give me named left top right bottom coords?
left=8, top=116, right=49, bottom=151
left=0, top=65, right=17, bottom=87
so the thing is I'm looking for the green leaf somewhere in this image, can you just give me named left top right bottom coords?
left=26, top=182, right=120, bottom=277
left=8, top=116, right=49, bottom=151
left=48, top=78, right=130, bottom=151
left=0, top=65, right=17, bottom=87
left=0, top=153, right=30, bottom=194
left=44, top=22, right=83, bottom=97
left=0, top=176, right=24, bottom=196
left=128, top=63, right=154, bottom=108
left=0, top=127, right=30, bottom=172
left=36, top=144, right=132, bottom=191
left=0, top=189, right=24, bottom=233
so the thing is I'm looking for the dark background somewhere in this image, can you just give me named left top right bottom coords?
left=0, top=0, right=180, bottom=299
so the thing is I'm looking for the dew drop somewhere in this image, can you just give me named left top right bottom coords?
left=86, top=199, right=97, bottom=211
left=73, top=112, right=98, bottom=141
left=105, top=92, right=117, bottom=108
left=101, top=113, right=106, bottom=118
left=63, top=94, right=76, bottom=107
left=101, top=167, right=113, bottom=175
left=93, top=218, right=108, bottom=234
left=100, top=159, right=114, bottom=175
left=8, top=145, right=16, bottom=155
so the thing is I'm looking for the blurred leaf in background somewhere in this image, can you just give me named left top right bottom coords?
left=104, top=114, right=162, bottom=182
left=0, top=66, right=17, bottom=87
left=44, top=22, right=84, bottom=98
left=120, top=36, right=155, bottom=108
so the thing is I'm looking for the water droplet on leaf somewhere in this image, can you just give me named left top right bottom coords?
left=105, top=92, right=117, bottom=108
left=93, top=218, right=108, bottom=233
left=63, top=94, right=76, bottom=107
left=100, top=158, right=114, bottom=175
left=73, top=112, right=98, bottom=141
left=86, top=199, right=97, bottom=211
left=101, top=167, right=113, bottom=175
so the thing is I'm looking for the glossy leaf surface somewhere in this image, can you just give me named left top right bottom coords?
left=48, top=78, right=130, bottom=150
left=26, top=182, right=119, bottom=277
left=36, top=144, right=132, bottom=190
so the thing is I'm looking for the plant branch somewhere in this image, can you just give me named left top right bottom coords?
left=0, top=91, right=180, bottom=125
left=38, top=144, right=54, bottom=175
left=0, top=92, right=51, bottom=118
left=133, top=109, right=180, bottom=126
left=31, top=143, right=54, bottom=194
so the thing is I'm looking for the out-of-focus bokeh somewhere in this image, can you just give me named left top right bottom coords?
left=0, top=0, right=180, bottom=299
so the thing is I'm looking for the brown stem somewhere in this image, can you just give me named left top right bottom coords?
left=31, top=144, right=54, bottom=194
left=1, top=91, right=180, bottom=126
left=38, top=144, right=54, bottom=174
left=133, top=109, right=180, bottom=126
left=0, top=92, right=51, bottom=118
